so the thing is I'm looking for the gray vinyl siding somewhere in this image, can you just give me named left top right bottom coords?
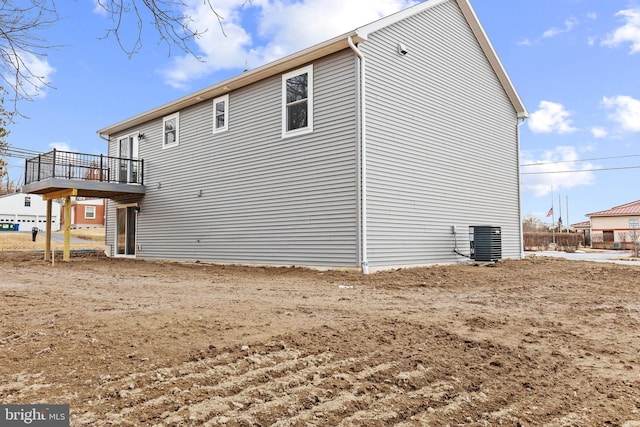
left=106, top=50, right=359, bottom=266
left=362, top=0, right=522, bottom=267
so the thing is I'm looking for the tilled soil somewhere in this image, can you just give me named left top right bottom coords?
left=1, top=252, right=639, bottom=426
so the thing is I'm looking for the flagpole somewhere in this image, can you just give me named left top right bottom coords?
left=566, top=195, right=569, bottom=234
left=558, top=193, right=562, bottom=233
left=551, top=186, right=555, bottom=244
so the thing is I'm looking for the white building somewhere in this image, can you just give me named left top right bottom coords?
left=0, top=193, right=61, bottom=231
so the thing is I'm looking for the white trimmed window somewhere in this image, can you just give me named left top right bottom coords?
left=85, top=206, right=96, bottom=219
left=282, top=65, right=313, bottom=138
left=163, top=113, right=180, bottom=148
left=213, top=94, right=229, bottom=134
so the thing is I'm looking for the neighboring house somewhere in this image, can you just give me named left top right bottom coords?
left=60, top=198, right=105, bottom=229
left=23, top=0, right=528, bottom=270
left=0, top=193, right=61, bottom=231
left=587, top=200, right=640, bottom=250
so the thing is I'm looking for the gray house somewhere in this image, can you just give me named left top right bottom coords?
left=29, top=0, right=527, bottom=271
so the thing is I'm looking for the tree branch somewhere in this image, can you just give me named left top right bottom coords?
left=0, top=0, right=253, bottom=113
left=0, top=0, right=58, bottom=112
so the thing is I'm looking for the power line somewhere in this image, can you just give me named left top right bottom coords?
left=7, top=146, right=41, bottom=156
left=4, top=145, right=640, bottom=175
left=521, top=153, right=640, bottom=167
left=521, top=165, right=640, bottom=175
left=1, top=145, right=42, bottom=160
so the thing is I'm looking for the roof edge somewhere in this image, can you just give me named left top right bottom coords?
left=586, top=200, right=640, bottom=217
left=358, top=0, right=527, bottom=119
left=98, top=31, right=364, bottom=137
left=98, top=0, right=529, bottom=136
left=356, top=0, right=450, bottom=38
left=454, top=0, right=528, bottom=118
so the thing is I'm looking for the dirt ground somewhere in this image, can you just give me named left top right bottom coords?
left=0, top=229, right=104, bottom=251
left=1, top=251, right=640, bottom=426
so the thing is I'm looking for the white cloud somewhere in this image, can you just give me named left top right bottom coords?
left=49, top=142, right=71, bottom=151
left=602, top=8, right=640, bottom=54
left=159, top=0, right=417, bottom=88
left=6, top=51, right=56, bottom=99
left=543, top=17, right=578, bottom=38
left=602, top=95, right=640, bottom=132
left=590, top=127, right=608, bottom=138
left=587, top=12, right=597, bottom=20
left=254, top=0, right=416, bottom=61
left=158, top=0, right=255, bottom=89
left=92, top=0, right=108, bottom=16
left=528, top=101, right=578, bottom=134
left=520, top=146, right=596, bottom=197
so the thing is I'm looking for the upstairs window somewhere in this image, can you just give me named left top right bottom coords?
left=163, top=113, right=180, bottom=148
left=24, top=196, right=31, bottom=207
left=213, top=95, right=229, bottom=134
left=282, top=65, right=313, bottom=138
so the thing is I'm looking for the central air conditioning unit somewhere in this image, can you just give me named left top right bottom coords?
left=470, top=226, right=502, bottom=262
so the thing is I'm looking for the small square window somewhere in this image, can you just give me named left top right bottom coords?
left=213, top=94, right=229, bottom=134
left=163, top=113, right=180, bottom=148
left=282, top=65, right=313, bottom=138
left=24, top=196, right=31, bottom=207
left=85, top=206, right=96, bottom=219
left=630, top=219, right=639, bottom=229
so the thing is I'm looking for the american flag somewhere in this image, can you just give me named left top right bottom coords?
left=546, top=207, right=553, bottom=217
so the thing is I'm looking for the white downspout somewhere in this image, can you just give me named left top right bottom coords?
left=517, top=116, right=526, bottom=259
left=348, top=36, right=369, bottom=274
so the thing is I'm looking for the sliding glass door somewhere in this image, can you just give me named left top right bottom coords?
left=116, top=206, right=137, bottom=256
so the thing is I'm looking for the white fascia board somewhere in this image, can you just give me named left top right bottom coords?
left=97, top=0, right=528, bottom=138
left=356, top=0, right=450, bottom=39
left=358, top=0, right=528, bottom=119
left=97, top=31, right=364, bottom=138
left=454, top=0, right=528, bottom=118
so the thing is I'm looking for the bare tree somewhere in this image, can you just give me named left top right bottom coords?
left=0, top=173, right=20, bottom=195
left=0, top=1, right=58, bottom=109
left=619, top=230, right=640, bottom=257
left=0, top=86, right=11, bottom=176
left=522, top=214, right=549, bottom=233
left=0, top=0, right=235, bottom=109
left=94, top=0, right=227, bottom=59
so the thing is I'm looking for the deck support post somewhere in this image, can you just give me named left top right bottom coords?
left=42, top=189, right=77, bottom=262
left=45, top=199, right=52, bottom=261
left=63, top=196, right=71, bottom=261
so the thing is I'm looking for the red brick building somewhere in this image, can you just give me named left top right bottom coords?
left=60, top=198, right=105, bottom=229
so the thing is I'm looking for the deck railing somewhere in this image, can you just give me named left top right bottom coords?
left=24, top=149, right=144, bottom=186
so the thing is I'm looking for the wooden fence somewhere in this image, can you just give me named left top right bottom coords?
left=523, top=232, right=584, bottom=251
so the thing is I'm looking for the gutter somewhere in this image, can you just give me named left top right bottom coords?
left=348, top=36, right=369, bottom=274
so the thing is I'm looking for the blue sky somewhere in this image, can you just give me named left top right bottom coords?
left=5, top=0, right=640, bottom=225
